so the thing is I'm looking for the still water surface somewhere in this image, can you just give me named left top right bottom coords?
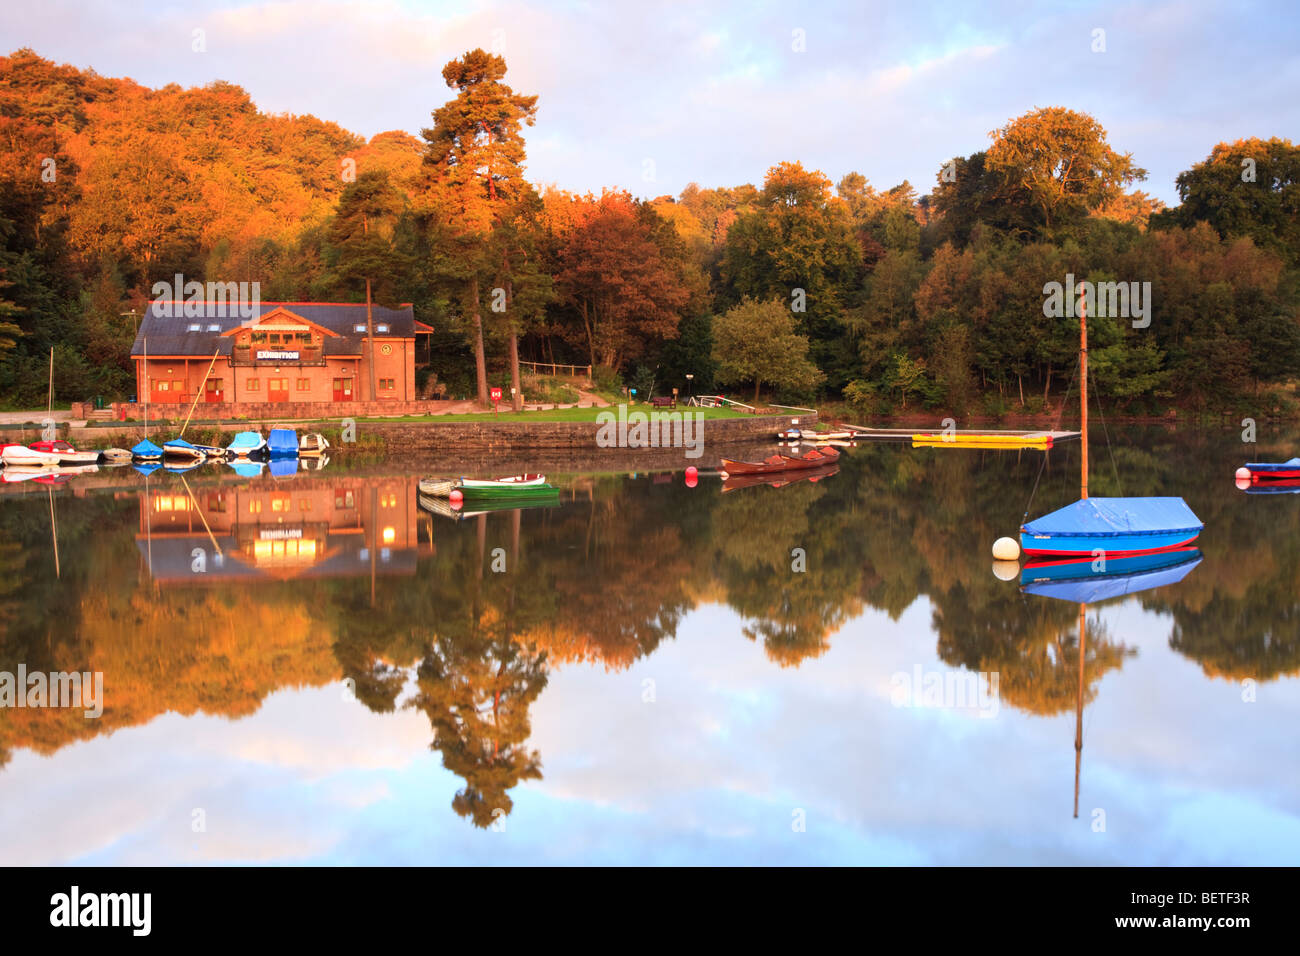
left=1, top=426, right=1297, bottom=864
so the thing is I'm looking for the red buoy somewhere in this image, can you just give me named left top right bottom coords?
left=685, top=466, right=698, bottom=487
left=449, top=489, right=463, bottom=509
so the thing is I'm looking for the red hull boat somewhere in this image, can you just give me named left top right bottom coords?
left=720, top=446, right=839, bottom=476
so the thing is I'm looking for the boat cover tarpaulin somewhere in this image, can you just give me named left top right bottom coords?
left=1022, top=554, right=1202, bottom=603
left=267, top=428, right=298, bottom=457
left=132, top=439, right=163, bottom=457
left=1022, top=496, right=1202, bottom=538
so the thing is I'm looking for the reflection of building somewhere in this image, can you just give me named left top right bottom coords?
left=136, top=476, right=432, bottom=584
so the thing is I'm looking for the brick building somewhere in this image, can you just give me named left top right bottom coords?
left=129, top=301, right=431, bottom=409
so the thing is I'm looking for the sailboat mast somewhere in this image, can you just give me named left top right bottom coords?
left=1080, top=291, right=1088, bottom=500
left=1074, top=602, right=1086, bottom=818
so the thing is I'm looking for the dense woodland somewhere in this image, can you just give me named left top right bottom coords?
left=1, top=47, right=1298, bottom=414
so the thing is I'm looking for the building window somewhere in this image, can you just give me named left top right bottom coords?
left=379, top=378, right=395, bottom=390
left=297, top=378, right=311, bottom=391
left=246, top=378, right=260, bottom=391
left=251, top=331, right=267, bottom=344
left=207, top=323, right=220, bottom=332
left=187, top=323, right=201, bottom=332
left=295, top=332, right=312, bottom=345
left=354, top=324, right=367, bottom=333
left=377, top=324, right=389, bottom=333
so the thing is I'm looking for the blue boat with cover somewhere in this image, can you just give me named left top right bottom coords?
left=267, top=428, right=298, bottom=458
left=132, top=439, right=163, bottom=461
left=1020, top=497, right=1203, bottom=558
left=1020, top=294, right=1202, bottom=560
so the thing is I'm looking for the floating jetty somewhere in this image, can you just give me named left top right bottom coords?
left=837, top=424, right=1080, bottom=449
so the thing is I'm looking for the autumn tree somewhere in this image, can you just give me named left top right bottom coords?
left=1154, top=137, right=1300, bottom=264
left=983, top=107, right=1146, bottom=236
left=328, top=171, right=408, bottom=400
left=421, top=48, right=539, bottom=406
left=712, top=296, right=823, bottom=401
left=553, top=191, right=689, bottom=373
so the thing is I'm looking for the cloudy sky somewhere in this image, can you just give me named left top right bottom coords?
left=4, top=1, right=1298, bottom=204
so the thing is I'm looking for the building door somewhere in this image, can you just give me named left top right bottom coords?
left=268, top=377, right=290, bottom=402
left=205, top=378, right=224, bottom=402
left=332, top=377, right=353, bottom=402
left=150, top=379, right=170, bottom=404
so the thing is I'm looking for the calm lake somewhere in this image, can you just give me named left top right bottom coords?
left=1, top=425, right=1297, bottom=865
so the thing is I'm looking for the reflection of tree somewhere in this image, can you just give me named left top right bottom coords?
left=933, top=584, right=1133, bottom=714
left=407, top=518, right=548, bottom=828
left=1166, top=595, right=1300, bottom=681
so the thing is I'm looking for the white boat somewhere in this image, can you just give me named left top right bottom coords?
left=28, top=439, right=102, bottom=464
left=101, top=447, right=133, bottom=463
left=799, top=430, right=854, bottom=441
left=458, top=474, right=546, bottom=489
left=299, top=433, right=330, bottom=456
left=1, top=443, right=61, bottom=466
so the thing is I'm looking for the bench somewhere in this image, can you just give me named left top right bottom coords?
left=650, top=396, right=676, bottom=408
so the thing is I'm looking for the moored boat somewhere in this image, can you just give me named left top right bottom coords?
left=799, top=429, right=854, bottom=441
left=779, top=446, right=840, bottom=468
left=162, top=438, right=205, bottom=463
left=1238, top=457, right=1300, bottom=482
left=28, top=440, right=102, bottom=464
left=227, top=430, right=267, bottom=459
left=1020, top=294, right=1201, bottom=560
left=1, top=442, right=61, bottom=466
left=459, top=474, right=546, bottom=488
left=719, top=453, right=790, bottom=476
left=299, top=433, right=330, bottom=456
left=267, top=427, right=299, bottom=458
left=101, top=447, right=133, bottom=464
left=131, top=439, right=164, bottom=461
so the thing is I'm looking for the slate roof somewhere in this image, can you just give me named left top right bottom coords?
left=130, top=301, right=417, bottom=358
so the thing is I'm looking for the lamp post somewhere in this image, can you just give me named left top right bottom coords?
left=685, top=373, right=694, bottom=399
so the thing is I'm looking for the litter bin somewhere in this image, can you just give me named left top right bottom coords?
left=94, top=395, right=104, bottom=410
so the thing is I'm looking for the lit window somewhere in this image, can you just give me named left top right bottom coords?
left=382, top=526, right=396, bottom=544
left=246, top=378, right=260, bottom=391
left=354, top=324, right=366, bottom=333
left=377, top=324, right=389, bottom=333
left=188, top=323, right=201, bottom=332
left=297, top=378, right=311, bottom=391
left=207, top=323, right=220, bottom=332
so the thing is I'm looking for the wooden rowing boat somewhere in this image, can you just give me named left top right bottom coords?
left=780, top=447, right=840, bottom=468
left=721, top=447, right=839, bottom=476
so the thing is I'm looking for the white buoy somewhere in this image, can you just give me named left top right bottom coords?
left=991, top=560, right=1020, bottom=581
left=991, top=536, right=1021, bottom=561
left=1235, top=466, right=1251, bottom=481
left=1235, top=475, right=1252, bottom=491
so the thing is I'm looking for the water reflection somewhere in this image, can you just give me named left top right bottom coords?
left=0, top=428, right=1298, bottom=848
